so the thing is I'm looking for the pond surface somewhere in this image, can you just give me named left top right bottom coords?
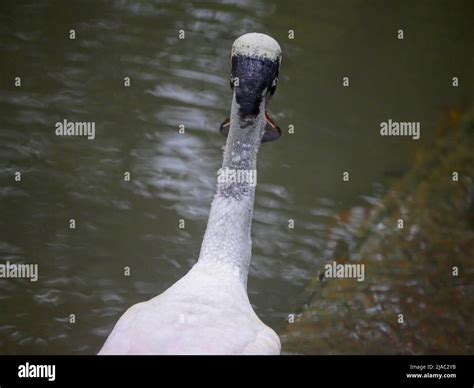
left=0, top=0, right=472, bottom=354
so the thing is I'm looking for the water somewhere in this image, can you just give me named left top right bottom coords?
left=0, top=0, right=472, bottom=354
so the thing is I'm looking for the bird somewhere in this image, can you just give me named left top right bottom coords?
left=99, top=32, right=283, bottom=355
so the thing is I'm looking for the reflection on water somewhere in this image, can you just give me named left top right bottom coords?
left=283, top=111, right=474, bottom=353
left=0, top=0, right=472, bottom=354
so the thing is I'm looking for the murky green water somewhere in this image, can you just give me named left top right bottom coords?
left=0, top=0, right=472, bottom=354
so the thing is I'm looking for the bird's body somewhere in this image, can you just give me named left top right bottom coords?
left=99, top=33, right=282, bottom=355
left=99, top=262, right=280, bottom=355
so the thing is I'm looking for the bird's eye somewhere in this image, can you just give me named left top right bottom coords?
left=268, top=77, right=278, bottom=95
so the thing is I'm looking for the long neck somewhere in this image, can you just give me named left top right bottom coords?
left=197, top=94, right=266, bottom=287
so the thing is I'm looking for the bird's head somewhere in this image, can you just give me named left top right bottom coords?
left=230, top=32, right=281, bottom=116
left=220, top=33, right=282, bottom=143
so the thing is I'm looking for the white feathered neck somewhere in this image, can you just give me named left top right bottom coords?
left=197, top=94, right=266, bottom=287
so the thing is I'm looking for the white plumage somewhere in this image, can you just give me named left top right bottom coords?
left=99, top=262, right=280, bottom=354
left=99, top=33, right=282, bottom=355
left=231, top=33, right=282, bottom=62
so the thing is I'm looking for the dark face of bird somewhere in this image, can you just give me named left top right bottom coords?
left=230, top=55, right=280, bottom=119
left=219, top=33, right=282, bottom=143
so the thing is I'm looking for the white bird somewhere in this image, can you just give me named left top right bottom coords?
left=99, top=33, right=283, bottom=355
